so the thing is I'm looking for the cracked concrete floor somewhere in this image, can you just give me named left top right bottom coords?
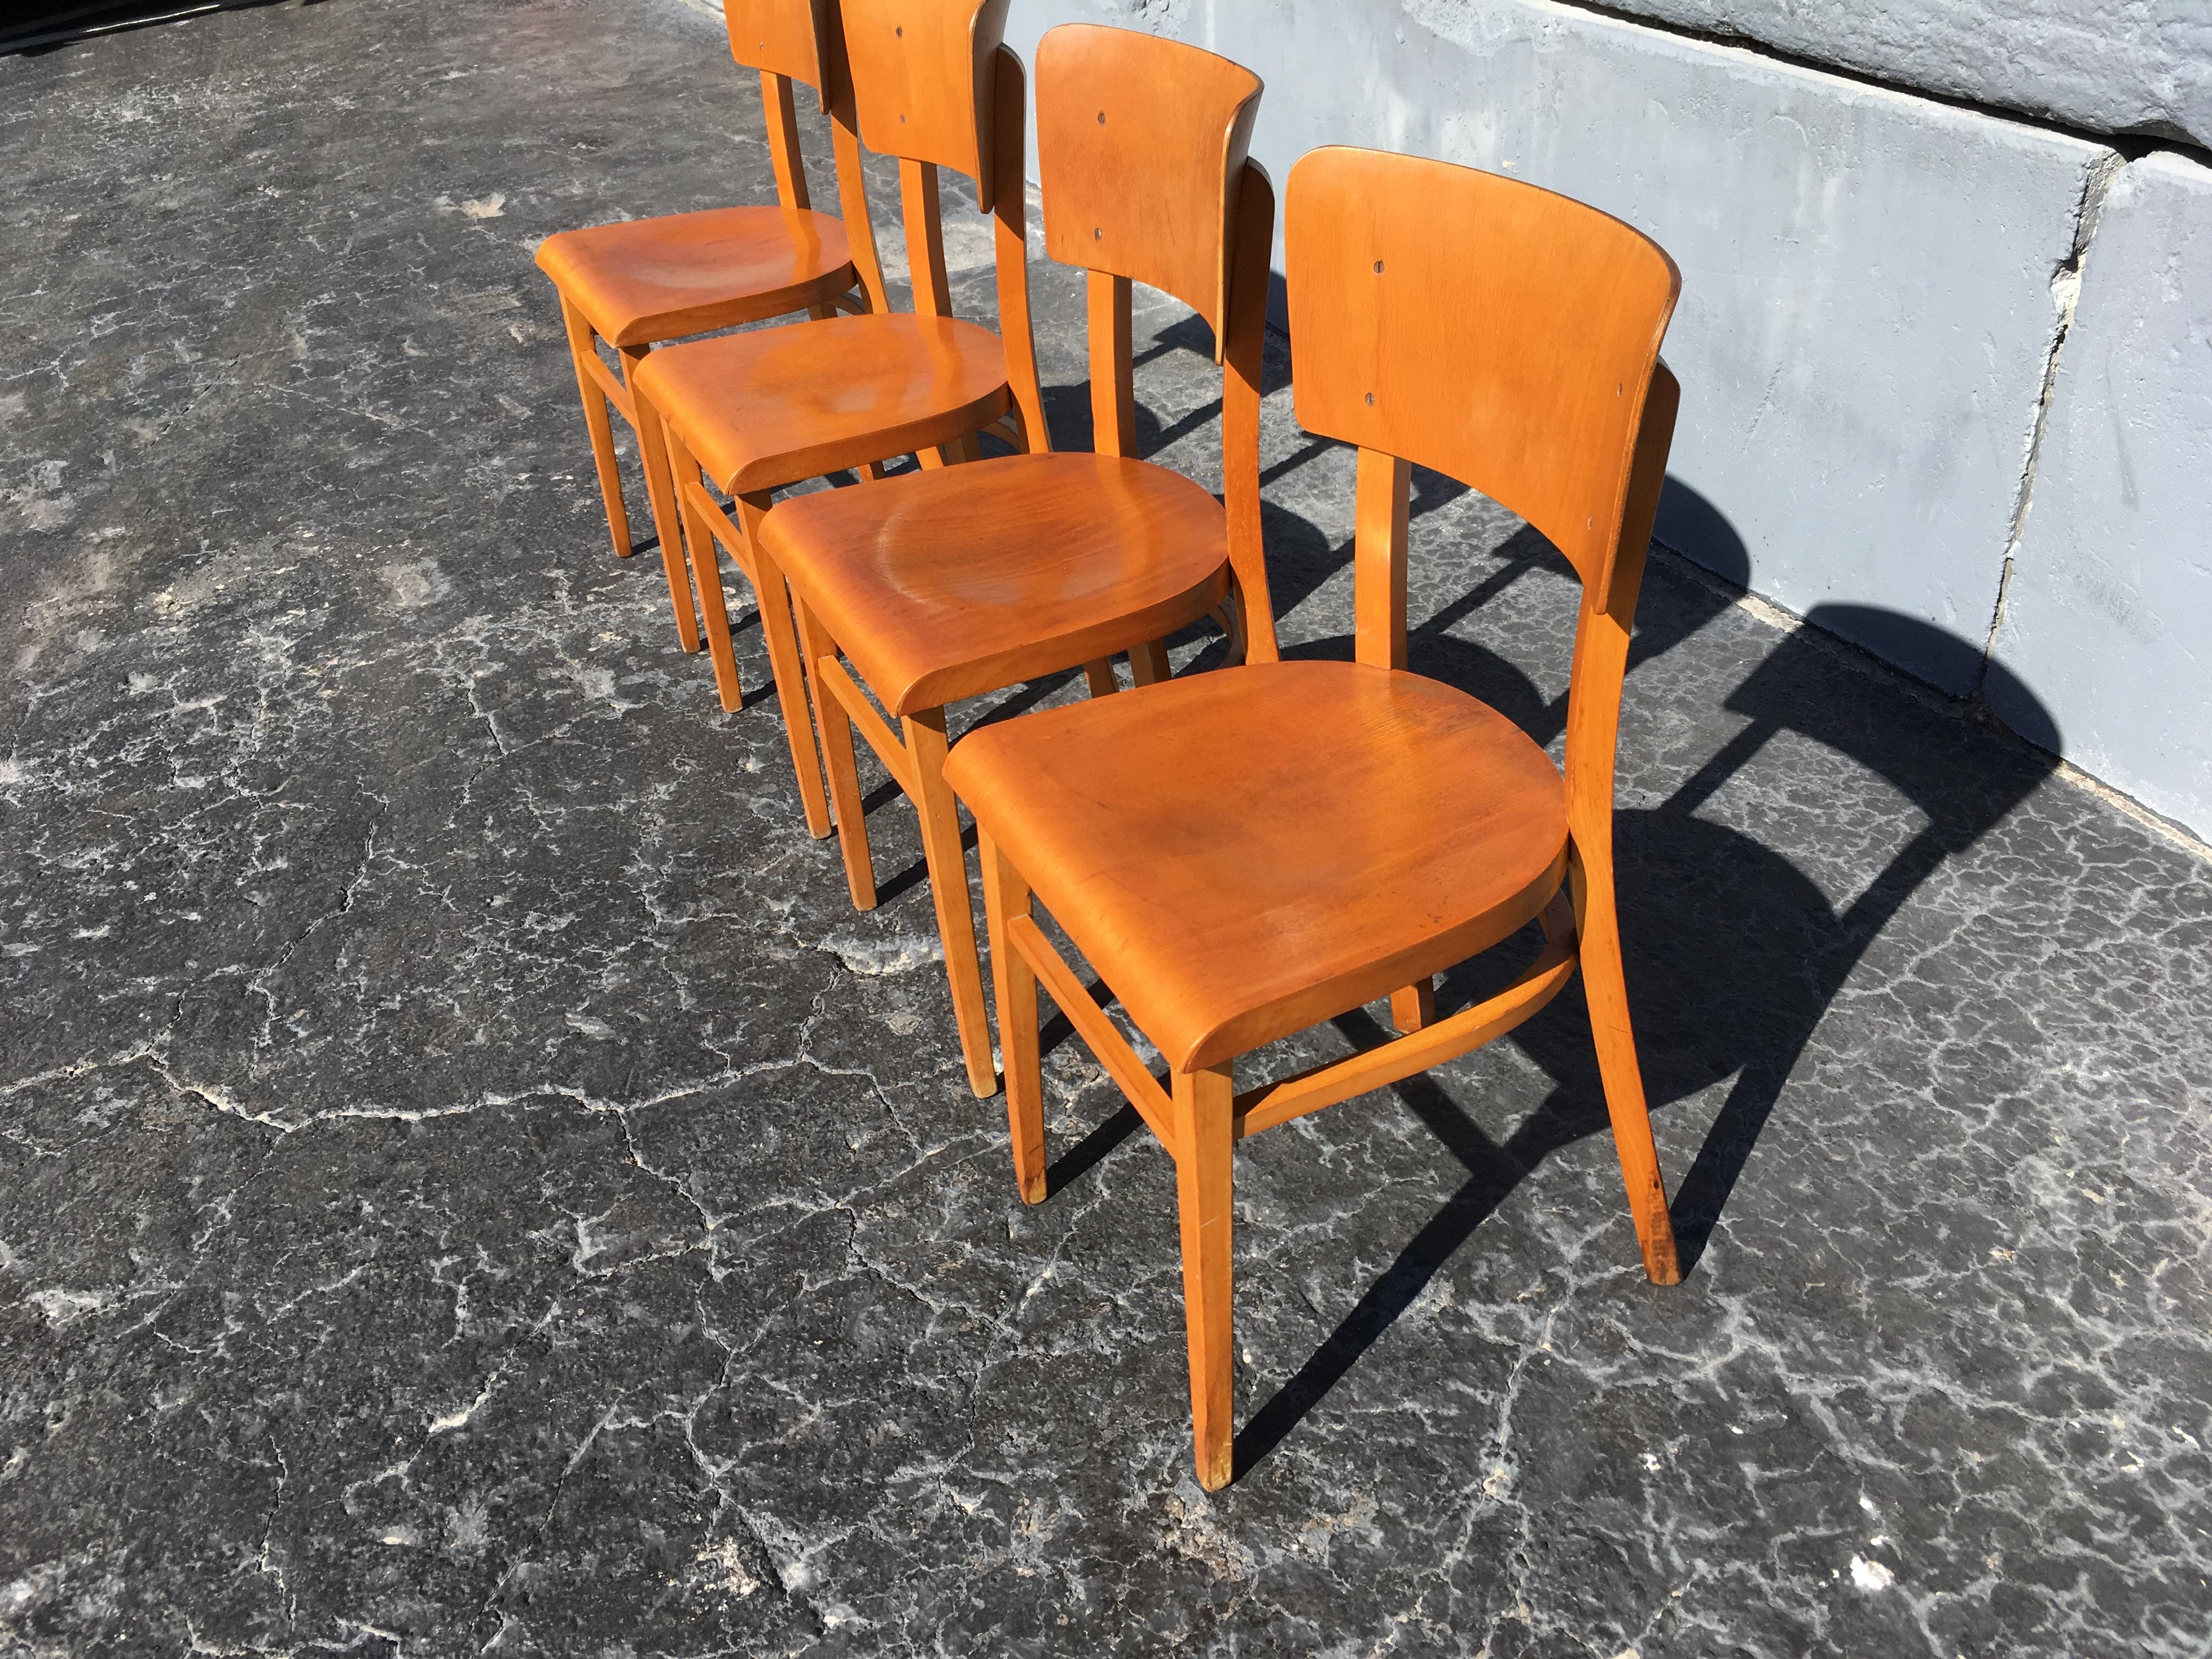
left=5, top=0, right=2212, bottom=1654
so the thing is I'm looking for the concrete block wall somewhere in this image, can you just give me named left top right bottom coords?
left=1585, top=0, right=2212, bottom=147
left=997, top=0, right=2212, bottom=840
left=1989, top=151, right=2212, bottom=837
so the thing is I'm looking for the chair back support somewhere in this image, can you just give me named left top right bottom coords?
left=1035, top=25, right=1260, bottom=358
left=724, top=0, right=830, bottom=86
left=823, top=0, right=1044, bottom=452
left=1285, top=148, right=1678, bottom=617
left=1284, top=146, right=1679, bottom=856
left=720, top=0, right=889, bottom=315
left=840, top=0, right=1011, bottom=206
left=1025, top=24, right=1277, bottom=657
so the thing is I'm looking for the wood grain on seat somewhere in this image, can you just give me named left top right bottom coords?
left=634, top=312, right=1013, bottom=495
left=534, top=206, right=859, bottom=347
left=765, top=453, right=1231, bottom=714
left=946, top=659, right=1568, bottom=1071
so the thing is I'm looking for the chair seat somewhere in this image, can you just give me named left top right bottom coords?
left=534, top=206, right=859, bottom=348
left=944, top=659, right=1569, bottom=1071
left=631, top=314, right=1013, bottom=496
left=765, top=453, right=1232, bottom=714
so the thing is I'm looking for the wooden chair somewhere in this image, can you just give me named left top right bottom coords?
left=942, top=146, right=1687, bottom=1488
left=757, top=23, right=1274, bottom=1098
left=631, top=0, right=1051, bottom=851
left=533, top=0, right=887, bottom=659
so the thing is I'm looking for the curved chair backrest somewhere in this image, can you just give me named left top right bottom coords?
left=1031, top=23, right=1279, bottom=657
left=724, top=0, right=831, bottom=87
left=1035, top=24, right=1260, bottom=359
left=1284, top=146, right=1680, bottom=850
left=1285, top=147, right=1677, bottom=616
left=840, top=0, right=1012, bottom=207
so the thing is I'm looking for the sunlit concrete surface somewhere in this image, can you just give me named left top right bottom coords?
left=2, top=2, right=2209, bottom=1654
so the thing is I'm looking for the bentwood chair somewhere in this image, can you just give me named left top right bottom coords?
left=758, top=24, right=1275, bottom=1098
left=943, top=147, right=1687, bottom=1488
left=633, top=0, right=1050, bottom=839
left=534, top=0, right=886, bottom=658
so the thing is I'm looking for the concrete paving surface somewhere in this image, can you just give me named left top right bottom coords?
left=3, top=2, right=2210, bottom=1654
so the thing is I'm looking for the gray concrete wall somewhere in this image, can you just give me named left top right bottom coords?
left=1988, top=150, right=2212, bottom=837
left=1567, top=0, right=2212, bottom=148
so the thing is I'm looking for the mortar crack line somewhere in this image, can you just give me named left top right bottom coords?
left=1977, top=149, right=2124, bottom=686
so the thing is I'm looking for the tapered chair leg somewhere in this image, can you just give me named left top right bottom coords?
left=557, top=298, right=633, bottom=561
left=795, top=599, right=878, bottom=909
left=905, top=708, right=998, bottom=1098
left=980, top=832, right=1045, bottom=1202
left=1128, top=639, right=1172, bottom=686
left=1214, top=589, right=1249, bottom=667
left=1574, top=855, right=1681, bottom=1286
left=736, top=496, right=833, bottom=839
left=1173, top=1060, right=1238, bottom=1491
left=621, top=346, right=702, bottom=653
left=1389, top=978, right=1435, bottom=1033
left=667, top=433, right=747, bottom=713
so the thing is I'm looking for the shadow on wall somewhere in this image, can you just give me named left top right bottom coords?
left=1658, top=476, right=2063, bottom=742
left=1155, top=465, right=2062, bottom=1480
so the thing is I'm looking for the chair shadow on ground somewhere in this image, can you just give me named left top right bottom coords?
left=1224, top=479, right=2062, bottom=1478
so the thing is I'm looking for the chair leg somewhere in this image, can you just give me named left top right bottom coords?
left=1173, top=1060, right=1238, bottom=1491
left=556, top=297, right=632, bottom=560
left=620, top=345, right=701, bottom=654
left=904, top=708, right=998, bottom=1099
left=1575, top=856, right=1682, bottom=1286
left=1082, top=660, right=1120, bottom=698
left=1390, top=978, right=1435, bottom=1034
left=1214, top=588, right=1249, bottom=667
left=795, top=598, right=878, bottom=910
left=980, top=832, right=1045, bottom=1203
left=1129, top=640, right=1172, bottom=686
left=668, top=439, right=746, bottom=712
left=737, top=495, right=833, bottom=839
